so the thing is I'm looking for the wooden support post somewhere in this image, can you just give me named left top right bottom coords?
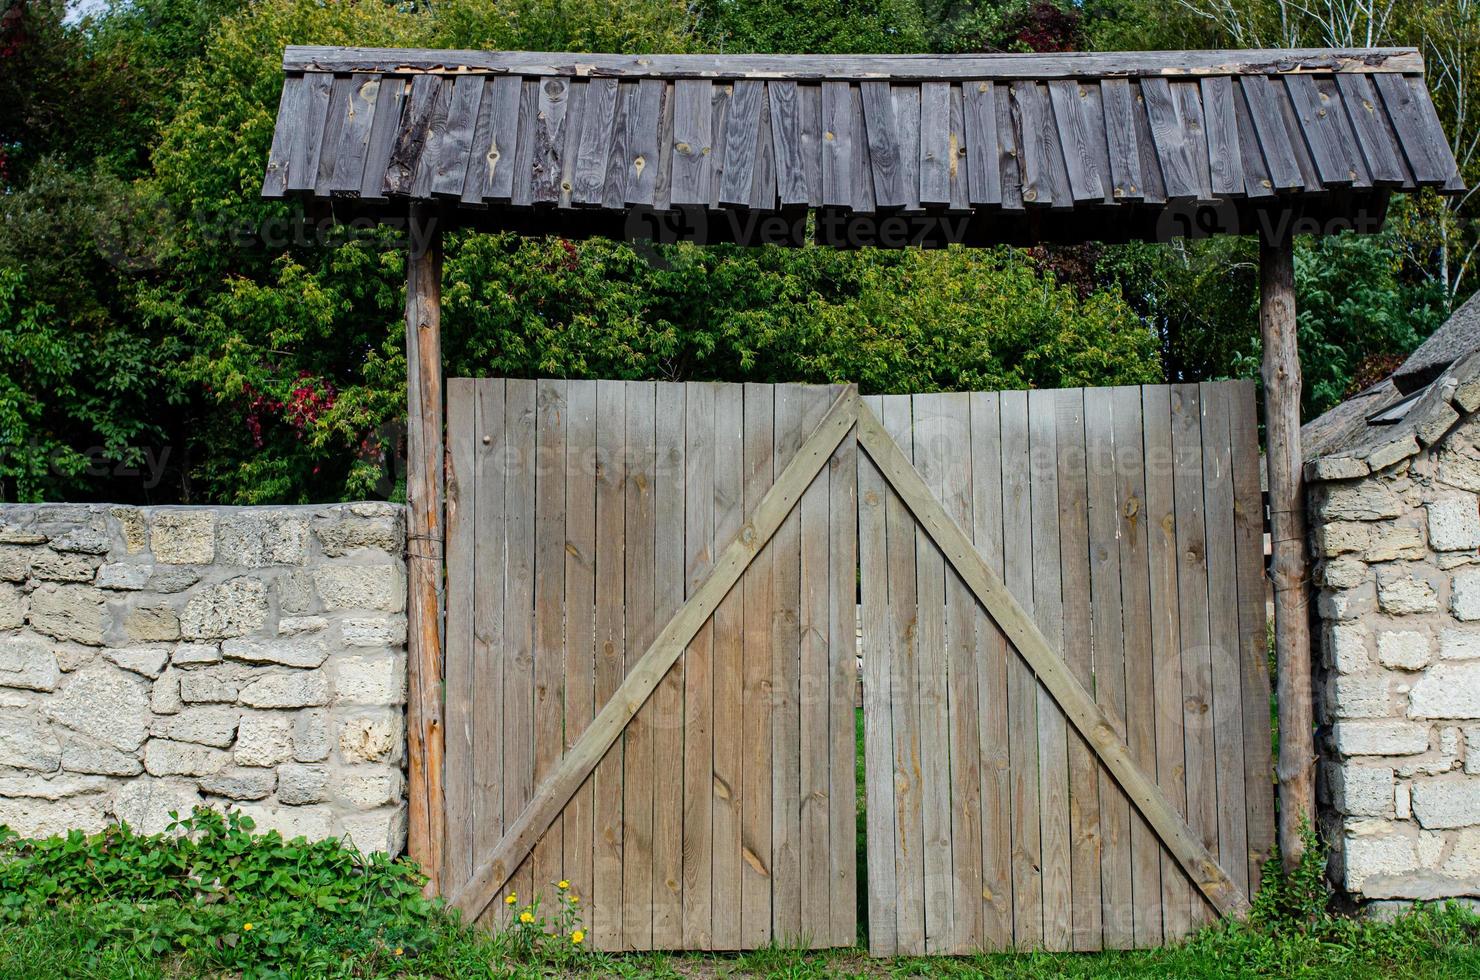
left=1260, top=231, right=1313, bottom=872
left=405, top=203, right=446, bottom=891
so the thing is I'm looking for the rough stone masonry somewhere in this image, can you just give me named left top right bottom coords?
left=1309, top=365, right=1480, bottom=903
left=0, top=503, right=408, bottom=855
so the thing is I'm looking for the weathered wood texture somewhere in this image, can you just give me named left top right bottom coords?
left=263, top=47, right=1459, bottom=244
left=858, top=382, right=1271, bottom=955
left=443, top=379, right=858, bottom=950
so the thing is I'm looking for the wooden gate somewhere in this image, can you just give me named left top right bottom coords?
left=857, top=381, right=1273, bottom=955
left=441, top=379, right=860, bottom=951
left=438, top=376, right=1273, bottom=956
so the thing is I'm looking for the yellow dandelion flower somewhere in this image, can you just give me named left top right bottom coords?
left=505, top=894, right=518, bottom=906
left=557, top=880, right=570, bottom=890
left=242, top=923, right=254, bottom=932
left=571, top=930, right=585, bottom=945
left=568, top=894, right=580, bottom=904
left=519, top=911, right=535, bottom=924
left=394, top=948, right=404, bottom=957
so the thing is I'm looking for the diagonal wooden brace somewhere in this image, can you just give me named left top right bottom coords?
left=855, top=402, right=1251, bottom=921
left=448, top=386, right=860, bottom=923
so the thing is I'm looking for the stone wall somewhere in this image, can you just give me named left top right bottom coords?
left=0, top=503, right=409, bottom=855
left=1310, top=409, right=1480, bottom=902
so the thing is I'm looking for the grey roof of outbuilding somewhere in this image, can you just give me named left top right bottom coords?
left=261, top=46, right=1462, bottom=246
left=1304, top=295, right=1480, bottom=478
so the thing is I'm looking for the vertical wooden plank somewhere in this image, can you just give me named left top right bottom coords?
left=624, top=79, right=664, bottom=206
left=463, top=75, right=523, bottom=203
left=892, top=84, right=922, bottom=211
left=995, top=82, right=1024, bottom=210
left=672, top=79, right=714, bottom=206
left=682, top=384, right=716, bottom=950
left=652, top=383, right=686, bottom=949
left=919, top=82, right=952, bottom=205
left=970, top=391, right=1012, bottom=948
left=948, top=85, right=969, bottom=211
left=1054, top=388, right=1102, bottom=951
left=409, top=77, right=454, bottom=199
left=1230, top=381, right=1275, bottom=895
left=770, top=386, right=804, bottom=944
left=1142, top=385, right=1192, bottom=941
left=1046, top=79, right=1108, bottom=203
left=1170, top=383, right=1217, bottom=929
left=286, top=72, right=333, bottom=193
left=327, top=74, right=382, bottom=195
left=999, top=390, right=1042, bottom=949
left=1010, top=81, right=1054, bottom=206
left=591, top=380, right=626, bottom=949
left=800, top=83, right=824, bottom=208
left=532, top=381, right=568, bottom=912
left=1111, top=385, right=1163, bottom=948
left=473, top=379, right=508, bottom=918
left=748, top=90, right=777, bottom=211
left=1085, top=386, right=1133, bottom=950
left=1029, top=389, right=1071, bottom=951
left=510, top=79, right=541, bottom=206
left=850, top=84, right=879, bottom=213
left=622, top=381, right=657, bottom=951
left=558, top=81, right=588, bottom=208
left=708, top=82, right=733, bottom=207
left=1128, top=81, right=1168, bottom=204
left=443, top=379, right=476, bottom=895
left=563, top=381, right=598, bottom=922
left=798, top=385, right=834, bottom=947
left=741, top=383, right=775, bottom=948
left=1139, top=78, right=1199, bottom=201
left=1100, top=78, right=1144, bottom=201
left=1284, top=75, right=1359, bottom=186
left=711, top=384, right=745, bottom=950
left=430, top=73, right=485, bottom=197
left=910, top=393, right=954, bottom=953
left=963, top=81, right=1001, bottom=205
left=503, top=379, right=537, bottom=910
left=860, top=393, right=898, bottom=957
left=530, top=77, right=571, bottom=203
left=1372, top=73, right=1453, bottom=184
left=1170, top=81, right=1213, bottom=200
left=821, top=81, right=854, bottom=208
left=861, top=82, right=908, bottom=208
left=937, top=392, right=982, bottom=953
left=1199, top=76, right=1244, bottom=197
left=360, top=76, right=408, bottom=200
left=574, top=77, right=621, bottom=205
left=879, top=395, right=926, bottom=955
left=1333, top=73, right=1407, bottom=185
left=826, top=391, right=859, bottom=947
left=1237, top=75, right=1306, bottom=192
left=262, top=74, right=303, bottom=197
left=720, top=80, right=765, bottom=206
left=1200, top=383, right=1250, bottom=902
left=1233, top=79, right=1276, bottom=199
left=769, top=81, right=810, bottom=206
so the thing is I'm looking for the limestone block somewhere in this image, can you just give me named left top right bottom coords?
left=1345, top=832, right=1418, bottom=891
left=199, top=767, right=276, bottom=801
left=313, top=563, right=405, bottom=613
left=1440, top=627, right=1480, bottom=660
left=1441, top=828, right=1480, bottom=878
left=1331, top=720, right=1432, bottom=756
left=103, top=647, right=170, bottom=679
left=1409, top=662, right=1480, bottom=719
left=53, top=644, right=93, bottom=672
left=337, top=804, right=407, bottom=856
left=48, top=526, right=109, bottom=555
left=95, top=563, right=152, bottom=591
left=150, top=707, right=239, bottom=748
left=1331, top=763, right=1394, bottom=817
left=0, top=715, right=62, bottom=772
left=0, top=637, right=60, bottom=691
left=123, top=606, right=181, bottom=643
left=234, top=713, right=294, bottom=767
left=1328, top=623, right=1373, bottom=676
left=0, top=582, right=22, bottom=630
left=1366, top=523, right=1427, bottom=562
left=172, top=642, right=222, bottom=666
left=277, top=615, right=326, bottom=636
left=1395, top=782, right=1412, bottom=819
left=1316, top=521, right=1371, bottom=557
left=144, top=738, right=229, bottom=777
left=276, top=571, right=317, bottom=614
left=180, top=578, right=268, bottom=639
left=1427, top=496, right=1480, bottom=552
left=1453, top=568, right=1480, bottom=621
left=150, top=668, right=182, bottom=715
left=1411, top=778, right=1480, bottom=829
left=31, top=550, right=100, bottom=583
left=112, top=507, right=147, bottom=554
left=0, top=796, right=108, bottom=837
left=1330, top=674, right=1394, bottom=719
left=331, top=766, right=401, bottom=810
left=0, top=772, right=111, bottom=800
left=222, top=636, right=328, bottom=669
left=1320, top=583, right=1376, bottom=621
left=47, top=660, right=150, bottom=751
left=1377, top=631, right=1432, bottom=671
left=1309, top=455, right=1370, bottom=481
left=1321, top=482, right=1405, bottom=521
left=1377, top=571, right=1439, bottom=616
left=148, top=567, right=199, bottom=594
left=1438, top=450, right=1480, bottom=493
left=233, top=802, right=334, bottom=842
left=112, top=778, right=203, bottom=835
left=150, top=511, right=216, bottom=565
left=340, top=615, right=407, bottom=648
left=177, top=667, right=242, bottom=704
left=0, top=545, right=32, bottom=582
left=276, top=763, right=329, bottom=805
left=338, top=711, right=402, bottom=764
left=1322, top=558, right=1371, bottom=591
left=315, top=516, right=403, bottom=557
left=292, top=709, right=330, bottom=763
left=60, top=736, right=143, bottom=776
left=1469, top=728, right=1480, bottom=775
left=239, top=671, right=329, bottom=709
left=28, top=583, right=107, bottom=644
left=333, top=654, right=405, bottom=706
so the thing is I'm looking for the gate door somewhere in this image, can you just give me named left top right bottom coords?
left=857, top=382, right=1273, bottom=955
left=441, top=379, right=860, bottom=951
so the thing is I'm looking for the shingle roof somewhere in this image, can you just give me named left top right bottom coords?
left=1392, top=291, right=1480, bottom=393
left=262, top=46, right=1462, bottom=246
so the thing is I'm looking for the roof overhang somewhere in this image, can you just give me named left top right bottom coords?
left=262, top=46, right=1462, bottom=247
